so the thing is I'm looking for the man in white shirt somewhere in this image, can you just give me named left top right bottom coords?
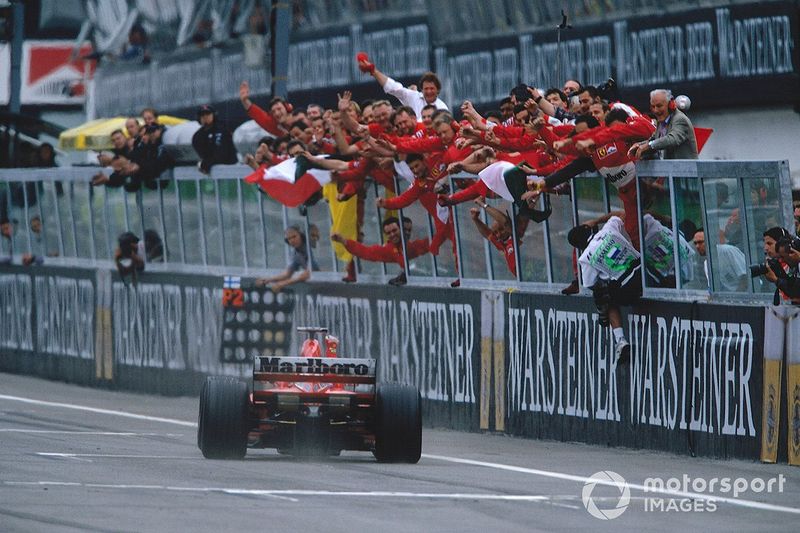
left=357, top=55, right=448, bottom=119
left=569, top=216, right=642, bottom=364
left=691, top=229, right=748, bottom=292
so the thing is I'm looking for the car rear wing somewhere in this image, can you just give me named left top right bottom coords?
left=253, top=356, right=377, bottom=385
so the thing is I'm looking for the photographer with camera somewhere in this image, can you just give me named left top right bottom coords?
left=762, top=235, right=800, bottom=304
left=115, top=231, right=145, bottom=281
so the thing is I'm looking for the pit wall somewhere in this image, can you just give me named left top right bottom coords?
left=1, top=265, right=796, bottom=463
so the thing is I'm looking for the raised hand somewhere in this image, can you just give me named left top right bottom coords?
left=239, top=81, right=251, bottom=109
left=337, top=91, right=352, bottom=112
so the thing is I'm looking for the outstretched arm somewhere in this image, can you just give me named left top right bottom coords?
left=470, top=206, right=493, bottom=239
left=337, top=91, right=367, bottom=135
left=297, top=151, right=350, bottom=172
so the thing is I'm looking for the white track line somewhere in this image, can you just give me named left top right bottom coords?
left=0, top=394, right=196, bottom=427
left=1, top=429, right=182, bottom=436
left=421, top=454, right=800, bottom=515
left=3, top=393, right=799, bottom=515
left=1, top=481, right=554, bottom=503
left=36, top=453, right=187, bottom=460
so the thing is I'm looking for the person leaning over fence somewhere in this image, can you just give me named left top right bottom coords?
left=469, top=197, right=517, bottom=276
left=629, top=89, right=698, bottom=160
left=331, top=216, right=429, bottom=286
left=568, top=216, right=642, bottom=365
left=255, top=226, right=318, bottom=293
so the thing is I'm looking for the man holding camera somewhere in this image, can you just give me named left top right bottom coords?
left=763, top=235, right=800, bottom=304
left=115, top=231, right=145, bottom=280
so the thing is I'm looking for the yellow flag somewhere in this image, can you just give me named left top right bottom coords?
left=322, top=183, right=357, bottom=262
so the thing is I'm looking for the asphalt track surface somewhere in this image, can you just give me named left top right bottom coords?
left=1, top=372, right=799, bottom=532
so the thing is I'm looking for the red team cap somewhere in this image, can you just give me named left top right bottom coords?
left=356, top=52, right=375, bottom=73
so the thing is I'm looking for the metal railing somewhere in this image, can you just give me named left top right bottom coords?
left=0, top=159, right=793, bottom=299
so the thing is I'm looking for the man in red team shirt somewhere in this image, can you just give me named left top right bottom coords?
left=526, top=106, right=655, bottom=249
left=376, top=153, right=461, bottom=287
left=239, top=80, right=293, bottom=136
left=469, top=197, right=518, bottom=277
left=331, top=216, right=429, bottom=286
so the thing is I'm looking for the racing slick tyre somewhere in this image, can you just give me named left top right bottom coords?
left=198, top=376, right=249, bottom=459
left=374, top=382, right=422, bottom=463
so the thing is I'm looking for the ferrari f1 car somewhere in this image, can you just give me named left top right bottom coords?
left=197, top=327, right=421, bottom=463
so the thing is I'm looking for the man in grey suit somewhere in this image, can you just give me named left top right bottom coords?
left=629, top=89, right=698, bottom=160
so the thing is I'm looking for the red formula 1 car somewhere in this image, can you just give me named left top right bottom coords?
left=197, top=327, right=421, bottom=463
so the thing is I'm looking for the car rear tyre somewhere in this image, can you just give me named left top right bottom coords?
left=374, top=382, right=422, bottom=463
left=198, top=376, right=249, bottom=459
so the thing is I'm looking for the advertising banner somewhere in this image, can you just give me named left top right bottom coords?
left=292, top=282, right=483, bottom=431
left=0, top=265, right=97, bottom=384
left=434, top=1, right=798, bottom=108
left=505, top=293, right=765, bottom=459
left=20, top=40, right=95, bottom=104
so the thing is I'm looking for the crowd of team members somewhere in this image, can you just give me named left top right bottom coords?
left=239, top=53, right=691, bottom=277
left=232, top=53, right=713, bottom=362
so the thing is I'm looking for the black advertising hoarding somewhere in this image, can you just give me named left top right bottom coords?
left=504, top=293, right=765, bottom=459
left=292, top=282, right=483, bottom=432
left=0, top=265, right=97, bottom=384
left=283, top=1, right=798, bottom=111
left=286, top=16, right=431, bottom=108
left=433, top=1, right=799, bottom=110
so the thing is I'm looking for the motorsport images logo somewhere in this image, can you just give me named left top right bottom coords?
left=582, top=471, right=631, bottom=520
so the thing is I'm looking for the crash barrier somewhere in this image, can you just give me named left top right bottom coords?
left=3, top=265, right=800, bottom=463
left=0, top=159, right=793, bottom=298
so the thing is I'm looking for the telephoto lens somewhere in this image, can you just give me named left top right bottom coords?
left=749, top=263, right=769, bottom=278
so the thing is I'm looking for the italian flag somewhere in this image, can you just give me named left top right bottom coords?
left=244, top=156, right=332, bottom=207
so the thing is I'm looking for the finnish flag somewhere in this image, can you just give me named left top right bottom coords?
left=223, top=276, right=241, bottom=289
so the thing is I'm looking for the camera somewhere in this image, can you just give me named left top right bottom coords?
left=749, top=263, right=769, bottom=278
left=596, top=78, right=618, bottom=101
left=750, top=258, right=786, bottom=279
left=117, top=231, right=140, bottom=259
